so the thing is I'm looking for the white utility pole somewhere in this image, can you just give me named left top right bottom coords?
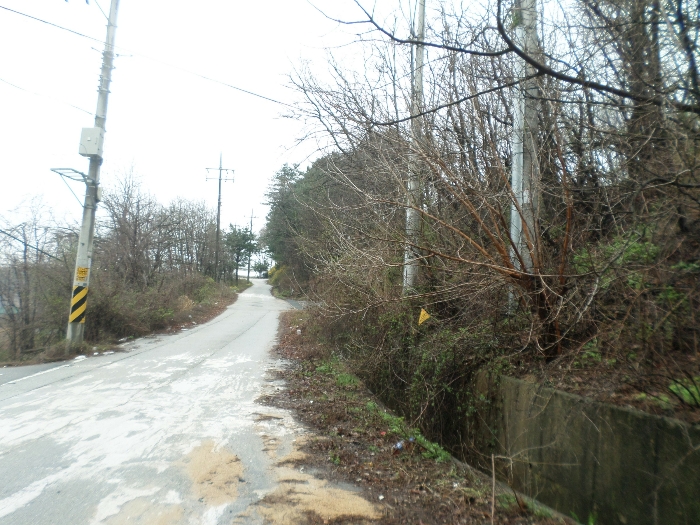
left=66, top=0, right=120, bottom=349
left=403, top=0, right=426, bottom=293
left=246, top=209, right=258, bottom=282
left=206, top=154, right=234, bottom=282
left=509, top=0, right=539, bottom=276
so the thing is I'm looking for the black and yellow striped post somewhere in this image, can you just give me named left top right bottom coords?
left=69, top=285, right=88, bottom=324
left=66, top=262, right=91, bottom=348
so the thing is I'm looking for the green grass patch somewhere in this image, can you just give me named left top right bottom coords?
left=669, top=377, right=700, bottom=406
left=634, top=392, right=674, bottom=409
left=365, top=400, right=451, bottom=462
left=335, top=373, right=359, bottom=388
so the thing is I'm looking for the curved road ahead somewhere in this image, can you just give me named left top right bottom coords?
left=0, top=280, right=379, bottom=524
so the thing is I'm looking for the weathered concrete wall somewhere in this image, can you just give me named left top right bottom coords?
left=471, top=374, right=700, bottom=524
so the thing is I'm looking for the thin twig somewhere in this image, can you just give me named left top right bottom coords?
left=491, top=453, right=496, bottom=525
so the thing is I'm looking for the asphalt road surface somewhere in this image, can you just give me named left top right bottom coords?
left=0, top=362, right=68, bottom=385
left=0, top=280, right=380, bottom=524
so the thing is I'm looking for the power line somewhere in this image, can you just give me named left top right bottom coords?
left=148, top=58, right=295, bottom=108
left=0, top=77, right=93, bottom=115
left=0, top=5, right=103, bottom=43
left=0, top=4, right=295, bottom=109
left=92, top=0, right=108, bottom=20
left=0, top=229, right=63, bottom=262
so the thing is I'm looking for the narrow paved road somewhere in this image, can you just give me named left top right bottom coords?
left=0, top=280, right=380, bottom=524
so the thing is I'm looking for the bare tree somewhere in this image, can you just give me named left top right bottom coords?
left=282, top=0, right=699, bottom=361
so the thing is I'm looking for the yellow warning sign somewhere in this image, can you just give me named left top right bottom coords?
left=418, top=308, right=431, bottom=325
left=76, top=267, right=89, bottom=281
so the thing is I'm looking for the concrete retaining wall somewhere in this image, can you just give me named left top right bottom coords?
left=471, top=374, right=700, bottom=524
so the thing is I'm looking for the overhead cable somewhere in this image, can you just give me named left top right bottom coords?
left=0, top=5, right=103, bottom=43
left=0, top=77, right=93, bottom=115
left=0, top=229, right=63, bottom=262
left=0, top=4, right=295, bottom=108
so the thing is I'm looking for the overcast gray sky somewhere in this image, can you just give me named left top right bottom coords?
left=0, top=0, right=377, bottom=232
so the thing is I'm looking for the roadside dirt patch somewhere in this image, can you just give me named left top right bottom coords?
left=102, top=498, right=183, bottom=525
left=185, top=440, right=244, bottom=506
left=250, top=414, right=383, bottom=523
left=256, top=444, right=383, bottom=524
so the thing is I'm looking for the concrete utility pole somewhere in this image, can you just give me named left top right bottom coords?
left=403, top=0, right=426, bottom=294
left=509, top=0, right=539, bottom=275
left=206, top=154, right=234, bottom=282
left=66, top=0, right=120, bottom=349
left=246, top=209, right=258, bottom=282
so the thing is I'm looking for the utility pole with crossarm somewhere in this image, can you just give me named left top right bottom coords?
left=206, top=154, right=234, bottom=282
left=66, top=0, right=120, bottom=350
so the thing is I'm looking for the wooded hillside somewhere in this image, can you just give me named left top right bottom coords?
left=263, top=0, right=700, bottom=449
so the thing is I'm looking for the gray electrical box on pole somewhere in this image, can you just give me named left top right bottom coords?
left=79, top=127, right=105, bottom=157
left=66, top=0, right=120, bottom=350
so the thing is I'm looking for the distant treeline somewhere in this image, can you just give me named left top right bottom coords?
left=0, top=175, right=266, bottom=361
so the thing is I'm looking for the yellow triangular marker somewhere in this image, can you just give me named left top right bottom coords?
left=418, top=308, right=431, bottom=325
